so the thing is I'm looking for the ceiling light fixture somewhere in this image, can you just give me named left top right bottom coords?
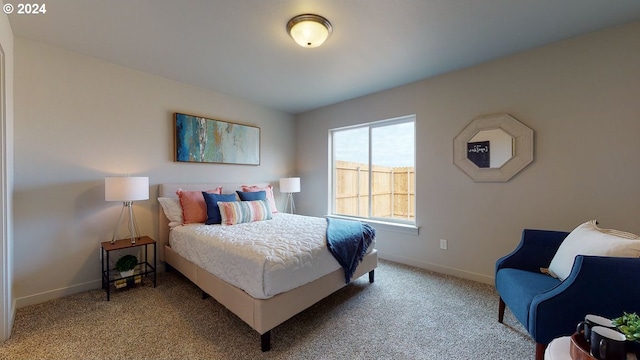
left=286, top=14, right=332, bottom=48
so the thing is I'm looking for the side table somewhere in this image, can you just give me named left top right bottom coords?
left=545, top=334, right=639, bottom=360
left=544, top=336, right=572, bottom=360
left=101, top=236, right=156, bottom=300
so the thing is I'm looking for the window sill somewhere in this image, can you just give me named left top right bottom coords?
left=326, top=215, right=419, bottom=236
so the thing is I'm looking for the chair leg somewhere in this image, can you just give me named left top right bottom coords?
left=535, top=343, right=546, bottom=360
left=498, top=297, right=505, bottom=323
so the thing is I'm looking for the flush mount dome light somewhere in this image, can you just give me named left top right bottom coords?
left=287, top=14, right=332, bottom=48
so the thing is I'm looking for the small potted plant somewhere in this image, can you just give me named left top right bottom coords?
left=115, top=254, right=138, bottom=278
left=612, top=312, right=640, bottom=353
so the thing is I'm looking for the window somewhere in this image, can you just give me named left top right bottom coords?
left=330, top=115, right=415, bottom=224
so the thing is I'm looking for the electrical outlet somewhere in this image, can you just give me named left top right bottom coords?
left=440, top=239, right=448, bottom=250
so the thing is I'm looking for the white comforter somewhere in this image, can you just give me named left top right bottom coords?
left=169, top=213, right=374, bottom=299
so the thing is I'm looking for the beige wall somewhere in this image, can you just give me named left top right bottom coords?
left=0, top=1, right=15, bottom=340
left=295, top=21, right=640, bottom=283
left=13, top=38, right=295, bottom=306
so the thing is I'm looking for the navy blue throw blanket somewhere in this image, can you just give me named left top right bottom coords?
left=326, top=217, right=376, bottom=283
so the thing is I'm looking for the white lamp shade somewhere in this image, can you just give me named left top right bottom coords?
left=105, top=176, right=149, bottom=201
left=280, top=177, right=301, bottom=193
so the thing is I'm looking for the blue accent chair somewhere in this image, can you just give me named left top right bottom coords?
left=495, top=229, right=640, bottom=360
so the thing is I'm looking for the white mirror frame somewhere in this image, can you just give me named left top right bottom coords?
left=454, top=113, right=534, bottom=182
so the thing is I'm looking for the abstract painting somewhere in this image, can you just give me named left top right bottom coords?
left=174, top=113, right=260, bottom=165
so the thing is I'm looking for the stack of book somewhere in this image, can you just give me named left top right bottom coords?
left=114, top=275, right=142, bottom=289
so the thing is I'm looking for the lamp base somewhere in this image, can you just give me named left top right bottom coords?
left=283, top=193, right=296, bottom=214
left=110, top=201, right=141, bottom=244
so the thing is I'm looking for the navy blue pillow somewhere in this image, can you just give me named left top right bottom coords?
left=202, top=192, right=237, bottom=225
left=236, top=190, right=266, bottom=201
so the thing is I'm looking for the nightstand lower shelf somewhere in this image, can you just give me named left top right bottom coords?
left=101, top=236, right=157, bottom=300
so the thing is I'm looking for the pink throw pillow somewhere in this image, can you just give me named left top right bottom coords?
left=240, top=184, right=278, bottom=213
left=176, top=187, right=223, bottom=224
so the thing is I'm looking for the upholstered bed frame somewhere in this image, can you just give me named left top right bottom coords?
left=158, top=183, right=378, bottom=351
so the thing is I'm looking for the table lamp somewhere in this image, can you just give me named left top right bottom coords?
left=105, top=176, right=149, bottom=244
left=279, top=177, right=300, bottom=214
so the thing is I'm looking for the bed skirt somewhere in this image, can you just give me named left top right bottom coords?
left=164, top=245, right=378, bottom=351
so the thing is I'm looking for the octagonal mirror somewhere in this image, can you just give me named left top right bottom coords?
left=454, top=114, right=533, bottom=182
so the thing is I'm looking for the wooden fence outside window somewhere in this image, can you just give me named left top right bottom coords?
left=334, top=160, right=415, bottom=221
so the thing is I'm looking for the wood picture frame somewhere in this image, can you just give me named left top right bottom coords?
left=174, top=113, right=260, bottom=165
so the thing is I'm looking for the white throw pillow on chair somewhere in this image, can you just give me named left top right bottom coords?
left=547, top=220, right=640, bottom=281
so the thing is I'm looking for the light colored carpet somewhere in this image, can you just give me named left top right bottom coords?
left=0, top=260, right=534, bottom=359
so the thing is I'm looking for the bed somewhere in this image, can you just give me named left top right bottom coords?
left=157, top=183, right=378, bottom=351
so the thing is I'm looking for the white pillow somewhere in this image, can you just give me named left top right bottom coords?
left=157, top=197, right=183, bottom=227
left=548, top=220, right=640, bottom=281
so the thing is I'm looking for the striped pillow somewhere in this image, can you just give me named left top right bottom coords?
left=218, top=200, right=272, bottom=225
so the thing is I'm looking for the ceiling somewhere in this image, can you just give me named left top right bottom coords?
left=7, top=0, right=640, bottom=114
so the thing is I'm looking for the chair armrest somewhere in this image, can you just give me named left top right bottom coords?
left=495, top=229, right=569, bottom=274
left=530, top=255, right=640, bottom=344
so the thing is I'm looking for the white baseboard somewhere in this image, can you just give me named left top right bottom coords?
left=15, top=279, right=102, bottom=309
left=378, top=252, right=495, bottom=285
